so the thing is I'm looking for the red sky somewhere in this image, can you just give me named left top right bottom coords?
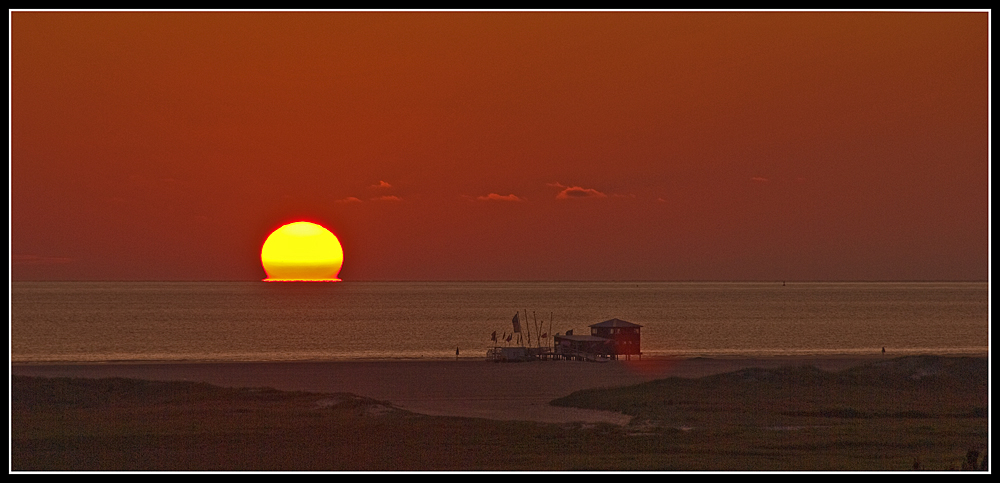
left=10, top=11, right=990, bottom=281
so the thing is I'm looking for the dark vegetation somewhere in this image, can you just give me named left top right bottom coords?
left=552, top=356, right=988, bottom=471
left=11, top=356, right=988, bottom=471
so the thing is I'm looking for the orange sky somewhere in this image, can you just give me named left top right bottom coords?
left=11, top=11, right=989, bottom=281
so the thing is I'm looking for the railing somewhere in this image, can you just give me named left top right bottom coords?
left=487, top=346, right=609, bottom=362
left=555, top=347, right=611, bottom=362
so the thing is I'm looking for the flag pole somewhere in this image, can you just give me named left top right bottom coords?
left=517, top=309, right=528, bottom=347
left=533, top=311, right=538, bottom=349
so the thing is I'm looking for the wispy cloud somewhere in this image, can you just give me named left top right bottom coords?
left=751, top=176, right=769, bottom=182
left=12, top=254, right=73, bottom=265
left=550, top=182, right=607, bottom=200
left=476, top=193, right=523, bottom=202
left=372, top=180, right=392, bottom=189
left=372, top=195, right=403, bottom=202
left=335, top=196, right=363, bottom=203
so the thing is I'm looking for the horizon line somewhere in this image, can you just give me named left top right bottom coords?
left=9, top=279, right=990, bottom=283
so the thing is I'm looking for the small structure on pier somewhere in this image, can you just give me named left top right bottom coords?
left=487, top=314, right=642, bottom=362
left=589, top=318, right=642, bottom=360
left=550, top=318, right=642, bottom=361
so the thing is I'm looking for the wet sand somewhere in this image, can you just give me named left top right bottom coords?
left=10, top=355, right=892, bottom=424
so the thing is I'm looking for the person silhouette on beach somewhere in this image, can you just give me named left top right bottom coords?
left=882, top=346, right=886, bottom=355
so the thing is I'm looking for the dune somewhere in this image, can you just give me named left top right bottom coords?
left=10, top=355, right=889, bottom=424
left=11, top=355, right=989, bottom=471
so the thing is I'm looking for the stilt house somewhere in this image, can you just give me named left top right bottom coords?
left=589, top=318, right=642, bottom=360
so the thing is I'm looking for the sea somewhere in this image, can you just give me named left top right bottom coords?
left=10, top=281, right=990, bottom=364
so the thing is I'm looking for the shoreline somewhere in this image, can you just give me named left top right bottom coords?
left=11, top=353, right=986, bottom=425
left=10, top=348, right=989, bottom=365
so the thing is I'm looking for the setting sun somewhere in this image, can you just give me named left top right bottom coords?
left=261, top=221, right=344, bottom=282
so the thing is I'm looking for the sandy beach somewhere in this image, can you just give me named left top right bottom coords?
left=11, top=355, right=894, bottom=425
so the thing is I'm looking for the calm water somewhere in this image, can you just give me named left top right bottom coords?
left=10, top=281, right=989, bottom=363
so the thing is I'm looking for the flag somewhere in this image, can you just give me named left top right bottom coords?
left=512, top=313, right=521, bottom=333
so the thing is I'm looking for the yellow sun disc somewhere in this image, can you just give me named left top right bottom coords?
left=261, top=221, right=344, bottom=282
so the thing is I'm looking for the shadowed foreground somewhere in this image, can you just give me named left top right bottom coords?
left=11, top=356, right=988, bottom=471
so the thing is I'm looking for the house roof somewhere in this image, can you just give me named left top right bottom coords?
left=589, top=318, right=643, bottom=328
